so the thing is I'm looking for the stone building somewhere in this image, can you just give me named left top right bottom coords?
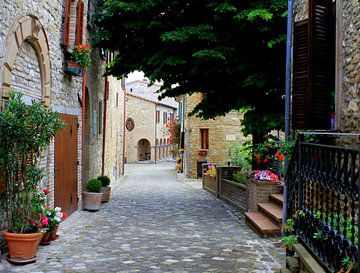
left=0, top=0, right=124, bottom=218
left=180, top=93, right=247, bottom=178
left=125, top=79, right=178, bottom=163
left=291, top=0, right=359, bottom=133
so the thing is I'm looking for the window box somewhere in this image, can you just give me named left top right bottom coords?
left=197, top=149, right=207, bottom=156
left=64, top=61, right=83, bottom=77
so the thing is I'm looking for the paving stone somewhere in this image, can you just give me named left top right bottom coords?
left=2, top=163, right=284, bottom=272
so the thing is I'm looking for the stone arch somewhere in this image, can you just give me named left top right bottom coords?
left=2, top=15, right=51, bottom=106
left=137, top=139, right=151, bottom=161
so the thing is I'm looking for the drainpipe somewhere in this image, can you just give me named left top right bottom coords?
left=122, top=82, right=126, bottom=175
left=283, top=0, right=293, bottom=228
left=81, top=69, right=87, bottom=192
left=101, top=77, right=108, bottom=175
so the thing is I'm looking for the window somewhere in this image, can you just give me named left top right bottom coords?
left=156, top=110, right=160, bottom=123
left=75, top=0, right=85, bottom=46
left=292, top=0, right=334, bottom=130
left=62, top=0, right=71, bottom=47
left=163, top=112, right=166, bottom=124
left=98, top=101, right=103, bottom=134
left=200, top=129, right=209, bottom=149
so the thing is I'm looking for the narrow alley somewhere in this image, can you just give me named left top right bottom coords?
left=2, top=163, right=284, bottom=273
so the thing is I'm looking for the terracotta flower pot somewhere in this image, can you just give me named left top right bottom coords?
left=50, top=225, right=59, bottom=241
left=3, top=230, right=43, bottom=263
left=41, top=230, right=51, bottom=242
left=83, top=191, right=102, bottom=211
left=101, top=186, right=111, bottom=203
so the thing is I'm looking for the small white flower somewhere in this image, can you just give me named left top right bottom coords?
left=55, top=207, right=61, bottom=212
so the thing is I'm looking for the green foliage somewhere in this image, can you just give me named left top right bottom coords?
left=93, top=0, right=287, bottom=134
left=86, top=179, right=102, bottom=193
left=284, top=218, right=295, bottom=234
left=232, top=171, right=248, bottom=185
left=281, top=235, right=298, bottom=249
left=71, top=44, right=91, bottom=68
left=97, top=175, right=110, bottom=187
left=313, top=230, right=325, bottom=240
left=225, top=141, right=252, bottom=170
left=0, top=91, right=64, bottom=233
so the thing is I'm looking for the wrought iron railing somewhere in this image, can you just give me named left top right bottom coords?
left=286, top=133, right=360, bottom=272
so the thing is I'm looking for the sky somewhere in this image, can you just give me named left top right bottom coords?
left=126, top=71, right=145, bottom=82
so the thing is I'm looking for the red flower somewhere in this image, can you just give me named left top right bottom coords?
left=263, top=158, right=268, bottom=163
left=43, top=188, right=49, bottom=195
left=62, top=212, right=68, bottom=220
left=277, top=154, right=284, bottom=161
left=253, top=154, right=261, bottom=159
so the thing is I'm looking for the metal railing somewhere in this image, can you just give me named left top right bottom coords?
left=286, top=132, right=360, bottom=272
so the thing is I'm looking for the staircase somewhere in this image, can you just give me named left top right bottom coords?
left=245, top=193, right=283, bottom=237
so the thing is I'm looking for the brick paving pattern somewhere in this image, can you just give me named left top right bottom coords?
left=1, top=163, right=284, bottom=273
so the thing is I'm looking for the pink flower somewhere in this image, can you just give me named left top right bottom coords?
left=41, top=216, right=49, bottom=226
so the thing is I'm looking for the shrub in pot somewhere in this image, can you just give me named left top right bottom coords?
left=0, top=92, right=64, bottom=264
left=83, top=179, right=102, bottom=211
left=97, top=175, right=111, bottom=203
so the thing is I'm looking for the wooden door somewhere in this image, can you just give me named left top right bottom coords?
left=54, top=114, right=78, bottom=216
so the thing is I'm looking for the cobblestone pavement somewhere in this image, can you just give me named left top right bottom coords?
left=2, top=163, right=284, bottom=273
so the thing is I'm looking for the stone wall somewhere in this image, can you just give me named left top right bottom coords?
left=339, top=0, right=360, bottom=132
left=104, top=76, right=125, bottom=181
left=183, top=93, right=248, bottom=178
left=84, top=46, right=105, bottom=183
left=125, top=94, right=156, bottom=163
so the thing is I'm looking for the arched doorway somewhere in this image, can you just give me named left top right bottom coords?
left=138, top=139, right=151, bottom=161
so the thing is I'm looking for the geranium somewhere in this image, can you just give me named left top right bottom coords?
left=206, top=164, right=216, bottom=177
left=161, top=118, right=180, bottom=144
left=71, top=44, right=91, bottom=68
left=252, top=134, right=284, bottom=173
left=45, top=206, right=67, bottom=231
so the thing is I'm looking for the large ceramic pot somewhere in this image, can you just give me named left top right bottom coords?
left=101, top=186, right=111, bottom=203
left=83, top=191, right=102, bottom=211
left=3, top=230, right=44, bottom=264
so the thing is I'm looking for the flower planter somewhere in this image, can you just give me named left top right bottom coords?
left=202, top=174, right=217, bottom=196
left=219, top=179, right=247, bottom=212
left=40, top=230, right=51, bottom=245
left=197, top=150, right=207, bottom=156
left=83, top=191, right=102, bottom=211
left=3, top=230, right=44, bottom=264
left=50, top=225, right=59, bottom=240
left=64, top=61, right=83, bottom=77
left=246, top=177, right=281, bottom=212
left=101, top=186, right=111, bottom=203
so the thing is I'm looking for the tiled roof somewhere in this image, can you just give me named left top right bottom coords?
left=126, top=79, right=178, bottom=109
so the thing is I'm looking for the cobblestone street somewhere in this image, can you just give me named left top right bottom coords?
left=1, top=163, right=284, bottom=273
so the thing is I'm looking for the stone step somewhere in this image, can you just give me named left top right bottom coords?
left=286, top=257, right=300, bottom=273
left=245, top=212, right=281, bottom=236
left=258, top=202, right=283, bottom=224
left=269, top=193, right=283, bottom=206
left=280, top=268, right=291, bottom=273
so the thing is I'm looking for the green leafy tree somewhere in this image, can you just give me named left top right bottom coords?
left=94, top=0, right=287, bottom=135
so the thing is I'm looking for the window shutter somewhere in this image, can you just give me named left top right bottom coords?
left=62, top=0, right=71, bottom=47
left=309, top=0, right=332, bottom=129
left=292, top=20, right=310, bottom=130
left=75, top=0, right=85, bottom=46
left=292, top=0, right=332, bottom=130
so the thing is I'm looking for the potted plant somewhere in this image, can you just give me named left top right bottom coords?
left=281, top=235, right=298, bottom=256
left=97, top=175, right=111, bottom=203
left=0, top=92, right=64, bottom=264
left=65, top=44, right=90, bottom=76
left=83, top=178, right=102, bottom=211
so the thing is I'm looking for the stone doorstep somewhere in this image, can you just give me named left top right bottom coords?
left=286, top=257, right=300, bottom=273
left=244, top=211, right=281, bottom=236
left=258, top=202, right=283, bottom=224
left=293, top=244, right=326, bottom=273
left=280, top=268, right=291, bottom=273
left=270, top=193, right=284, bottom=206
